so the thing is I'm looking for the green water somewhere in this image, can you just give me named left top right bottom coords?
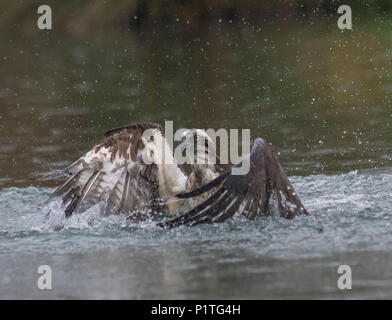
left=1, top=18, right=392, bottom=188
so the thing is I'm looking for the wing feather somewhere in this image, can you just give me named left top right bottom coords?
left=160, top=138, right=309, bottom=228
left=48, top=122, right=172, bottom=218
left=48, top=170, right=83, bottom=202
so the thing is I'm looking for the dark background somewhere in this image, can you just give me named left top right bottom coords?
left=1, top=0, right=392, bottom=188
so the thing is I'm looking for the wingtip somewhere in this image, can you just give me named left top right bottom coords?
left=39, top=170, right=68, bottom=181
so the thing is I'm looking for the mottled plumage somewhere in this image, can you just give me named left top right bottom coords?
left=47, top=122, right=309, bottom=226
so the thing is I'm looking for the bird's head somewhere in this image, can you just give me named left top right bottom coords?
left=180, top=129, right=217, bottom=168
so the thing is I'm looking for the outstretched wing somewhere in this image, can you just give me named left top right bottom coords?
left=48, top=122, right=168, bottom=218
left=160, top=138, right=309, bottom=228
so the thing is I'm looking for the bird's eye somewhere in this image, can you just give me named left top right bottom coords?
left=194, top=135, right=200, bottom=142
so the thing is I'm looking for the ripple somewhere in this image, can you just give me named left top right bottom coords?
left=0, top=171, right=391, bottom=258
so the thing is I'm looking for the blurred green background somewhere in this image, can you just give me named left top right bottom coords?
left=1, top=0, right=392, bottom=188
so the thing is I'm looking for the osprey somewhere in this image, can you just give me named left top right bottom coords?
left=47, top=122, right=309, bottom=227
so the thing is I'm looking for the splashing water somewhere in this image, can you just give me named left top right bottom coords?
left=1, top=171, right=392, bottom=299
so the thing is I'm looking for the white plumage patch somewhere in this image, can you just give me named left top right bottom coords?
left=49, top=123, right=190, bottom=217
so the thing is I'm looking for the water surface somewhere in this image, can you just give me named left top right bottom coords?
left=1, top=172, right=392, bottom=299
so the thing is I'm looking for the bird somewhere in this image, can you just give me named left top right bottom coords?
left=46, top=122, right=309, bottom=226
